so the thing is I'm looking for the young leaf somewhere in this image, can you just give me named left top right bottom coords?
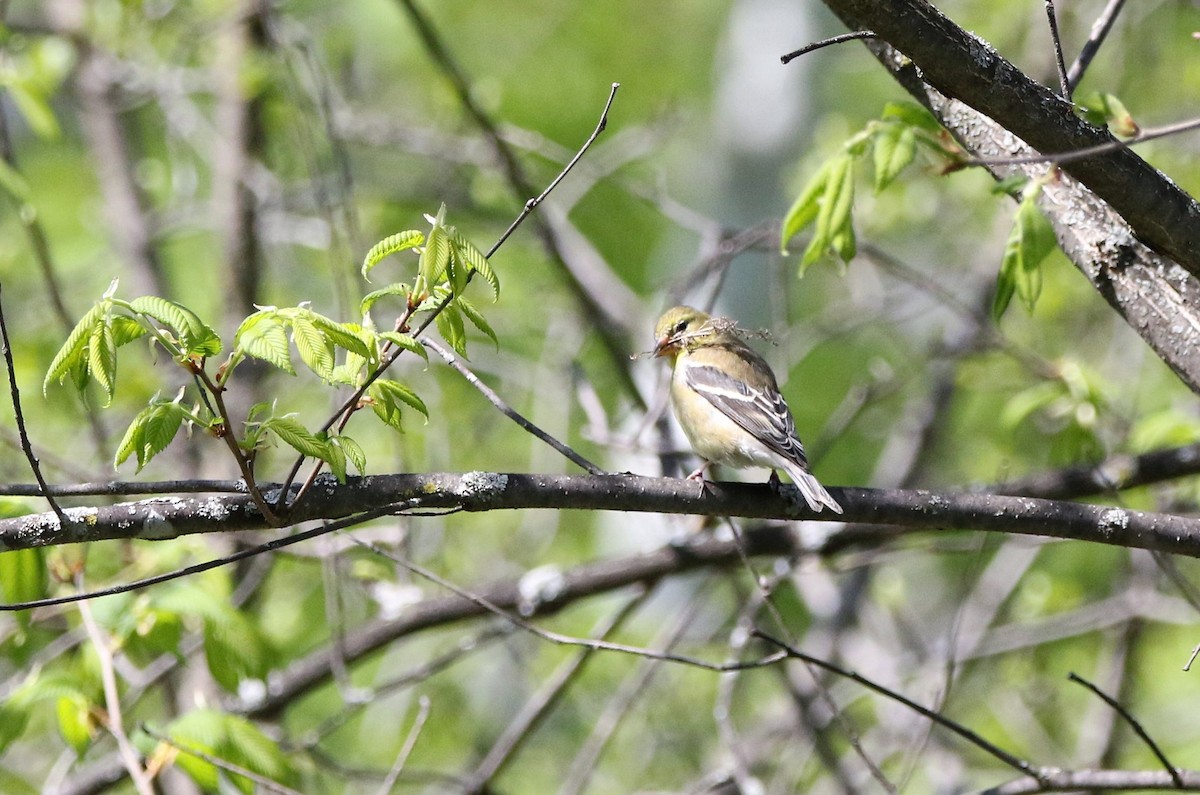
left=289, top=313, right=335, bottom=382
left=86, top=321, right=117, bottom=406
left=128, top=296, right=222, bottom=357
left=115, top=400, right=186, bottom=471
left=781, top=159, right=832, bottom=254
left=0, top=547, right=47, bottom=606
left=457, top=297, right=498, bottom=348
left=55, top=695, right=94, bottom=755
left=202, top=609, right=273, bottom=692
left=881, top=100, right=942, bottom=132
left=800, top=154, right=855, bottom=273
left=451, top=230, right=499, bottom=300
left=360, top=283, right=414, bottom=316
left=109, top=315, right=149, bottom=347
left=335, top=435, right=367, bottom=475
left=261, top=416, right=328, bottom=459
left=872, top=121, right=916, bottom=192
left=419, top=223, right=451, bottom=287
left=324, top=437, right=347, bottom=483
left=306, top=313, right=371, bottom=358
left=379, top=331, right=429, bottom=362
left=375, top=379, right=428, bottom=418
left=367, top=380, right=427, bottom=431
left=995, top=191, right=1057, bottom=319
left=234, top=311, right=294, bottom=374
left=436, top=303, right=468, bottom=357
left=361, top=230, right=424, bottom=280
left=44, top=302, right=105, bottom=395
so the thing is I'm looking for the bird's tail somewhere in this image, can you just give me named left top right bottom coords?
left=782, top=461, right=843, bottom=514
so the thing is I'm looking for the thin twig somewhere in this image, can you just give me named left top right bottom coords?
left=559, top=582, right=709, bottom=795
left=425, top=339, right=604, bottom=474
left=1043, top=0, right=1070, bottom=99
left=781, top=30, right=876, bottom=64
left=752, top=630, right=1041, bottom=781
left=486, top=83, right=620, bottom=257
left=344, top=533, right=786, bottom=673
left=1066, top=0, right=1127, bottom=92
left=958, top=114, right=1200, bottom=169
left=300, top=625, right=509, bottom=744
left=375, top=696, right=431, bottom=795
left=466, top=590, right=648, bottom=792
left=77, top=593, right=156, bottom=795
left=1067, top=671, right=1183, bottom=787
left=278, top=82, right=621, bottom=514
left=141, top=724, right=306, bottom=795
left=0, top=284, right=70, bottom=527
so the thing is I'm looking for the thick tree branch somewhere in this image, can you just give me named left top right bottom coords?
left=4, top=472, right=1200, bottom=558
left=821, top=0, right=1200, bottom=277
left=818, top=0, right=1200, bottom=391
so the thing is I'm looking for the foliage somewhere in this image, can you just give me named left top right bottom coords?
left=1, top=1, right=1200, bottom=793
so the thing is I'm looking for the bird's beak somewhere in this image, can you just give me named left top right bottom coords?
left=653, top=335, right=675, bottom=358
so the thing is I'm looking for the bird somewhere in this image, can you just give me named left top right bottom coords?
left=652, top=305, right=843, bottom=514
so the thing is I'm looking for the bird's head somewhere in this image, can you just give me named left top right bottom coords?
left=653, top=305, right=718, bottom=359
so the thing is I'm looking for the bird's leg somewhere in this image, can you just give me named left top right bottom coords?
left=767, top=470, right=783, bottom=494
left=687, top=461, right=714, bottom=496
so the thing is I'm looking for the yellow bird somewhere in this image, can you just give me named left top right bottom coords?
left=653, top=306, right=842, bottom=514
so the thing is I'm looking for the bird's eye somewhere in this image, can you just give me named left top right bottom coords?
left=672, top=320, right=688, bottom=334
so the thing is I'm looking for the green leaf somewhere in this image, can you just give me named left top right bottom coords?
left=8, top=82, right=60, bottom=140
left=55, top=694, right=94, bottom=755
left=360, top=283, right=414, bottom=316
left=203, top=608, right=273, bottom=692
left=261, top=416, right=328, bottom=459
left=1076, top=91, right=1139, bottom=138
left=114, top=400, right=186, bottom=471
left=448, top=249, right=469, bottom=297
left=800, top=154, right=855, bottom=273
left=367, top=379, right=427, bottom=431
left=109, top=315, right=149, bottom=347
left=324, top=436, right=347, bottom=483
left=86, top=322, right=117, bottom=406
left=44, top=302, right=105, bottom=395
left=436, top=304, right=467, bottom=357
left=306, top=313, right=371, bottom=358
left=0, top=548, right=47, bottom=606
left=289, top=314, right=334, bottom=382
left=994, top=191, right=1057, bottom=319
left=419, top=223, right=451, bottom=287
left=457, top=297, right=498, bottom=348
left=872, top=122, right=916, bottom=192
left=375, top=379, right=428, bottom=418
left=452, top=230, right=499, bottom=300
left=361, top=230, right=424, bottom=280
left=781, top=159, right=831, bottom=254
left=881, top=100, right=942, bottom=132
left=234, top=311, right=294, bottom=375
left=129, top=296, right=222, bottom=357
left=163, top=710, right=223, bottom=790
left=0, top=701, right=30, bottom=754
left=335, top=435, right=367, bottom=475
left=990, top=173, right=1030, bottom=197
left=378, top=331, right=429, bottom=362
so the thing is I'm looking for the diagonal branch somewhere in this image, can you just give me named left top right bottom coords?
left=817, top=0, right=1200, bottom=391
left=820, top=0, right=1200, bottom=278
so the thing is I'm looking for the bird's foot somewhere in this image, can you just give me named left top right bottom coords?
left=686, top=463, right=713, bottom=495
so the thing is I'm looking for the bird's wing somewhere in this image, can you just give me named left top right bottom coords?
left=683, top=363, right=810, bottom=467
